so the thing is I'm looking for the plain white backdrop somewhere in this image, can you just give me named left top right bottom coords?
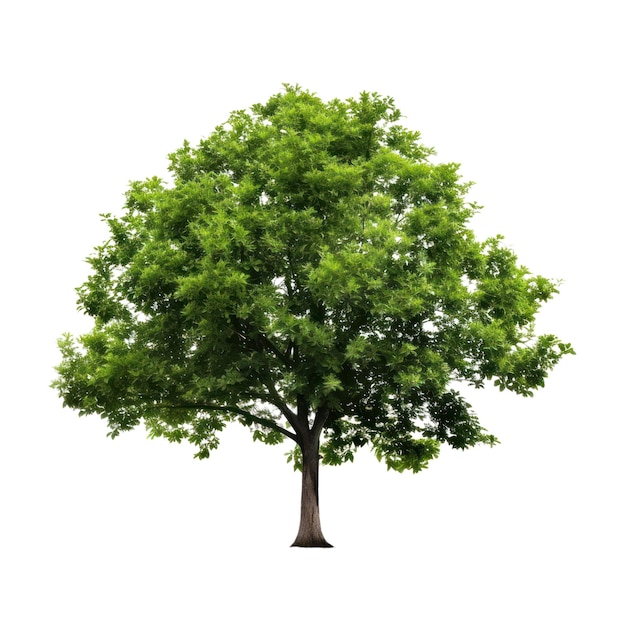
left=1, top=1, right=623, bottom=623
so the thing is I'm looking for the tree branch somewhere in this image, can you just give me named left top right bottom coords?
left=232, top=318, right=293, bottom=368
left=253, top=328, right=294, bottom=368
left=260, top=379, right=298, bottom=423
left=311, top=405, right=330, bottom=440
left=156, top=402, right=298, bottom=442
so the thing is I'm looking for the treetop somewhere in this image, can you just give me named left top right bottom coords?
left=53, top=85, right=574, bottom=473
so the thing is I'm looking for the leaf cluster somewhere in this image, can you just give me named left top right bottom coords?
left=53, top=85, right=573, bottom=471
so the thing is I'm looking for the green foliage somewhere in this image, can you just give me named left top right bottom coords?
left=52, top=85, right=573, bottom=471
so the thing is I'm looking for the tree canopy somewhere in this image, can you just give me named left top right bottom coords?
left=53, top=85, right=573, bottom=546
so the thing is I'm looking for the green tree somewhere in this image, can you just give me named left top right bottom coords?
left=53, top=86, right=573, bottom=547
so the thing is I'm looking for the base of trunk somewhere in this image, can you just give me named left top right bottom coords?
left=291, top=537, right=334, bottom=548
left=290, top=503, right=333, bottom=547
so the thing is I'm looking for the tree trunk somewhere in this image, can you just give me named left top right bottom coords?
left=291, top=437, right=333, bottom=548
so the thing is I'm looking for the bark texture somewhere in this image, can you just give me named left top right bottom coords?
left=291, top=439, right=332, bottom=548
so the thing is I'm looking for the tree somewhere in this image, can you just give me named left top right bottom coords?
left=53, top=86, right=574, bottom=547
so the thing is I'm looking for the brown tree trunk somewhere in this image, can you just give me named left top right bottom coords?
left=291, top=437, right=333, bottom=548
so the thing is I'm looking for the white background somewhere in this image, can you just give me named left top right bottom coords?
left=1, top=1, right=624, bottom=623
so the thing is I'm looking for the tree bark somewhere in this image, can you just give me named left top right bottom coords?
left=291, top=436, right=333, bottom=548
